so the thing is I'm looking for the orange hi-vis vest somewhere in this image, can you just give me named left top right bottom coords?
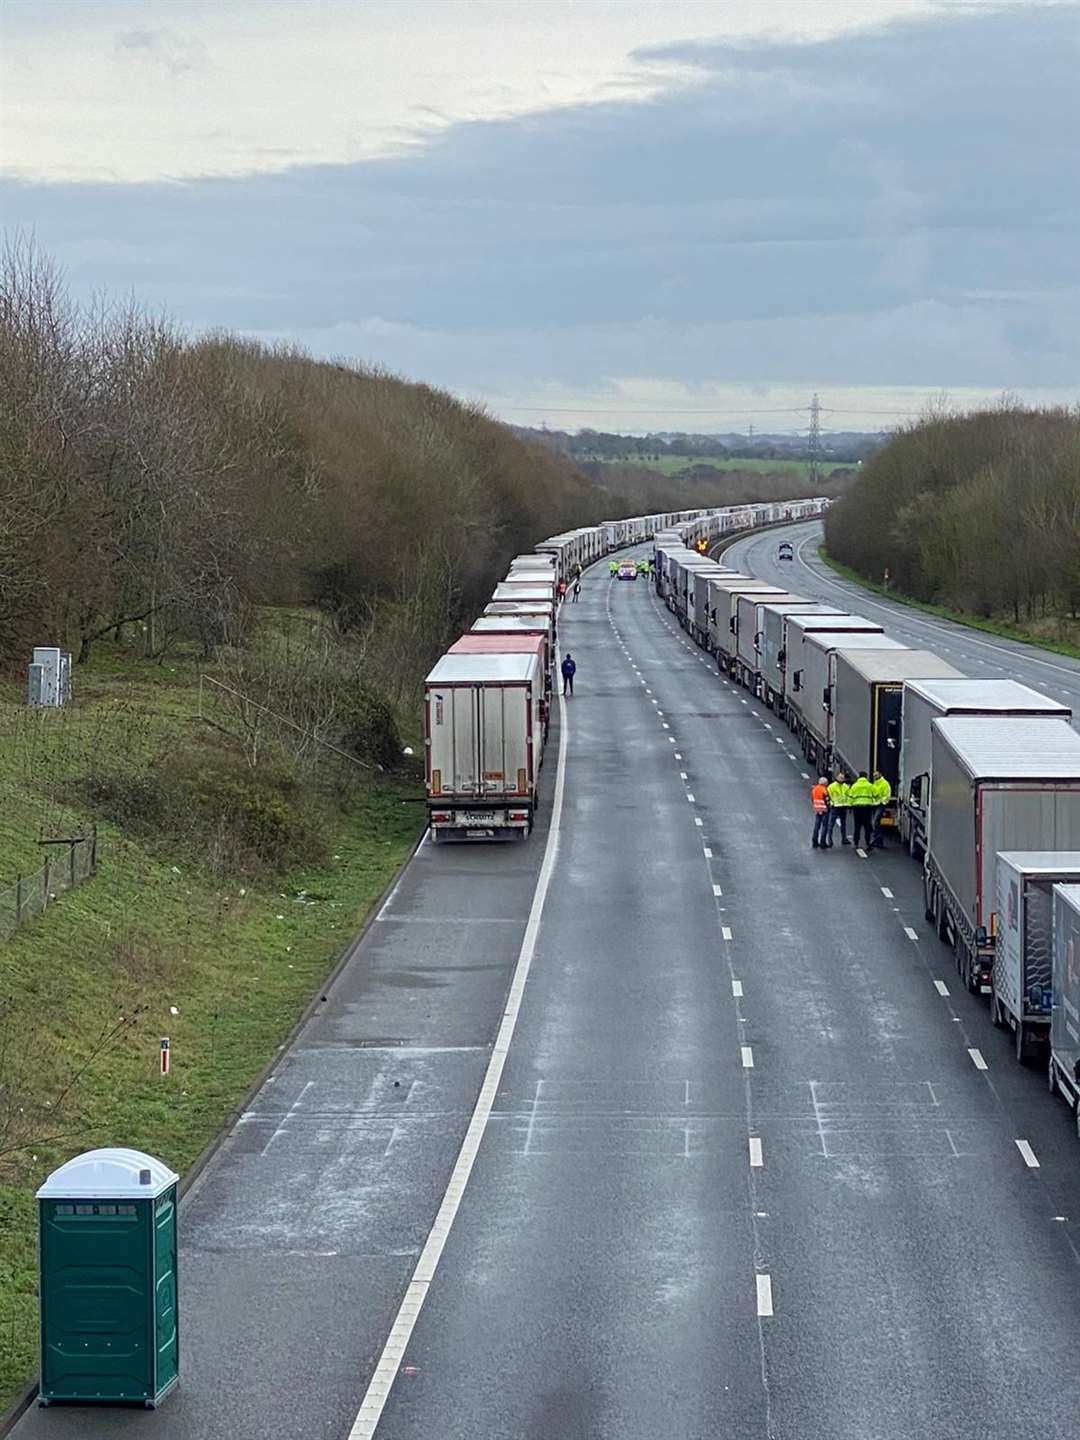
left=811, top=783, right=829, bottom=813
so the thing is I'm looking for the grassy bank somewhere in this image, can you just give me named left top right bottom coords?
left=818, top=548, right=1080, bottom=662
left=0, top=643, right=421, bottom=1410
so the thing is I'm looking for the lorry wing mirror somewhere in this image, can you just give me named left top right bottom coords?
left=822, top=686, right=832, bottom=711
left=777, top=648, right=786, bottom=667
left=729, top=617, right=736, bottom=633
left=792, top=670, right=802, bottom=692
left=886, top=719, right=899, bottom=748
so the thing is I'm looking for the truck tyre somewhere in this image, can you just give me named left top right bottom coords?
left=1048, top=1058, right=1058, bottom=1096
left=1016, top=1021, right=1030, bottom=1066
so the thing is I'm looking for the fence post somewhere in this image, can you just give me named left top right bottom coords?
left=42, top=856, right=49, bottom=912
left=91, top=824, right=98, bottom=873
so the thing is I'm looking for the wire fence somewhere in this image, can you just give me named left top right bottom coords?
left=0, top=827, right=99, bottom=941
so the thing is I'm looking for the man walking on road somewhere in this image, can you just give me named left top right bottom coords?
left=811, top=776, right=830, bottom=849
left=871, top=769, right=892, bottom=848
left=848, top=770, right=876, bottom=849
left=561, top=653, right=576, bottom=696
left=572, top=577, right=581, bottom=602
left=827, top=771, right=850, bottom=847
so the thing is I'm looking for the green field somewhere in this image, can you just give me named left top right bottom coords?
left=0, top=634, right=421, bottom=1410
left=584, top=454, right=854, bottom=479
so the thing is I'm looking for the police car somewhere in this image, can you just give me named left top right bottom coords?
left=777, top=541, right=794, bottom=562
left=617, top=562, right=638, bottom=581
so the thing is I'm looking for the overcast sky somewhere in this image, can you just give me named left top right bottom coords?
left=2, top=0, right=1078, bottom=433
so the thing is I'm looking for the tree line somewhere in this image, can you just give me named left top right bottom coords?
left=824, top=405, right=1080, bottom=623
left=0, top=238, right=619, bottom=699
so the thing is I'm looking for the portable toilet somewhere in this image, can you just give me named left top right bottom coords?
left=37, top=1147, right=179, bottom=1407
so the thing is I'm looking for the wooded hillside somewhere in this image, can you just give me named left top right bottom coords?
left=824, top=406, right=1080, bottom=622
left=0, top=240, right=610, bottom=703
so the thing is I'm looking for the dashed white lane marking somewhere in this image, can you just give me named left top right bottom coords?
left=763, top=723, right=772, bottom=730
left=687, top=793, right=696, bottom=803
left=722, top=926, right=734, bottom=941
left=347, top=672, right=570, bottom=1440
left=675, top=752, right=683, bottom=760
left=856, top=847, right=868, bottom=858
left=741, top=1045, right=754, bottom=1068
left=788, top=753, right=797, bottom=761
left=934, top=979, right=950, bottom=997
left=801, top=772, right=810, bottom=780
left=774, top=737, right=784, bottom=745
left=712, top=883, right=723, bottom=897
left=694, top=817, right=704, bottom=826
left=740, top=698, right=748, bottom=705
left=1015, top=1139, right=1040, bottom=1169
left=756, top=1274, right=773, bottom=1317
left=670, top=737, right=677, bottom=745
left=881, top=886, right=893, bottom=898
left=732, top=979, right=743, bottom=997
left=662, top=722, right=670, bottom=729
left=904, top=926, right=919, bottom=941
left=657, top=710, right=665, bottom=717
left=968, top=1048, right=988, bottom=1071
left=680, top=771, right=688, bottom=779
left=749, top=1137, right=763, bottom=1167
left=703, top=846, right=713, bottom=857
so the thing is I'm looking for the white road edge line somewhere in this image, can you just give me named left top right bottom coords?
left=880, top=886, right=893, bottom=899
left=749, top=1136, right=763, bottom=1167
left=703, top=846, right=713, bottom=857
left=756, top=1273, right=773, bottom=1316
left=968, top=1048, right=988, bottom=1071
left=346, top=673, right=570, bottom=1440
left=934, top=979, right=950, bottom=997
left=1015, top=1139, right=1040, bottom=1168
left=904, top=926, right=919, bottom=941
left=687, top=793, right=696, bottom=803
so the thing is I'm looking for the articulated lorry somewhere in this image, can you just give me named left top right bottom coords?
left=424, top=652, right=545, bottom=841
left=993, top=853, right=1080, bottom=1064
left=829, top=649, right=963, bottom=829
left=898, top=678, right=1070, bottom=857
left=924, top=717, right=1080, bottom=992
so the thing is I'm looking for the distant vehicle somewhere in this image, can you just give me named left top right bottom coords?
left=777, top=542, right=794, bottom=561
left=617, top=563, right=637, bottom=581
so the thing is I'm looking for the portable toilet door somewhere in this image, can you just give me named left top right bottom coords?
left=37, top=1147, right=179, bottom=1407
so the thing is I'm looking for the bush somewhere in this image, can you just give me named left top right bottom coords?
left=79, top=746, right=329, bottom=875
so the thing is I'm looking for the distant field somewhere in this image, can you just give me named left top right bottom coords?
left=582, top=454, right=855, bottom=478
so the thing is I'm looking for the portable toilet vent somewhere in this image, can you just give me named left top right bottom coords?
left=37, top=1147, right=179, bottom=1408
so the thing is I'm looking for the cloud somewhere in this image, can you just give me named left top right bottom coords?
left=114, top=27, right=210, bottom=77
left=4, top=3, right=1080, bottom=424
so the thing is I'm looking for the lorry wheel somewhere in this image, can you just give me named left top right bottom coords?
left=1016, top=1022, right=1029, bottom=1066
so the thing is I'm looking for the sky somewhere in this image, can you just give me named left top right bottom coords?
left=2, top=0, right=1078, bottom=434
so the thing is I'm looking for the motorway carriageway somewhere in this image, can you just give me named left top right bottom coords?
left=16, top=540, right=1080, bottom=1439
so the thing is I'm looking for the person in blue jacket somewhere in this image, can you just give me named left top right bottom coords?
left=561, top=653, right=576, bottom=696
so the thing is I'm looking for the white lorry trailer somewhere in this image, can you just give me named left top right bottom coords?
left=424, top=652, right=545, bottom=841
left=898, top=678, right=1070, bottom=857
left=993, top=853, right=1080, bottom=1064
left=924, top=717, right=1080, bottom=993
left=1050, top=883, right=1080, bottom=1127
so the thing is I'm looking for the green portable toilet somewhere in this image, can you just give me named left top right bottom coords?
left=37, top=1147, right=179, bottom=1408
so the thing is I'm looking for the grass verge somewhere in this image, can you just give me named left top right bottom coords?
left=0, top=645, right=422, bottom=1411
left=817, top=548, right=1080, bottom=662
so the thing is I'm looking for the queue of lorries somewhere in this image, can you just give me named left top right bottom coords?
left=423, top=498, right=827, bottom=843
left=654, top=520, right=1080, bottom=1131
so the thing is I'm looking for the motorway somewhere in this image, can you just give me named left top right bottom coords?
left=17, top=536, right=1080, bottom=1438
left=723, top=520, right=1080, bottom=715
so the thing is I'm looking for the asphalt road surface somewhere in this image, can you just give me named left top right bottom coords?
left=18, top=542, right=1080, bottom=1438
